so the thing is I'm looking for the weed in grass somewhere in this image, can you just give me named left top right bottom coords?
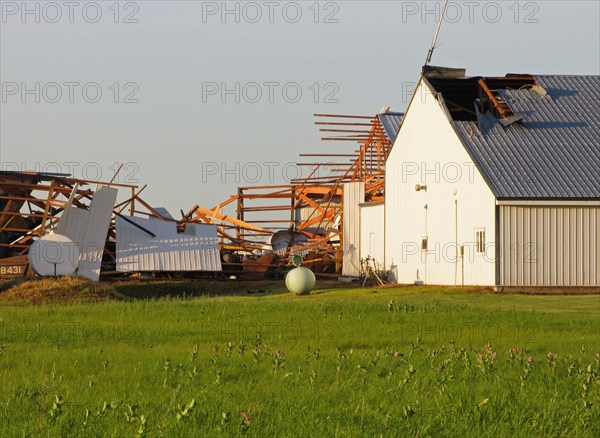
left=176, top=399, right=195, bottom=422
left=48, top=395, right=63, bottom=419
left=0, top=287, right=598, bottom=436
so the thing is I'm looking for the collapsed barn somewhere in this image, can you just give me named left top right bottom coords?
left=0, top=169, right=222, bottom=280
left=0, top=109, right=402, bottom=281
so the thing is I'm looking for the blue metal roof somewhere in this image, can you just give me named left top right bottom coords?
left=378, top=112, right=404, bottom=143
left=452, top=75, right=600, bottom=199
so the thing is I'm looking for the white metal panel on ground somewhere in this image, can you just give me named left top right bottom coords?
left=499, top=205, right=599, bottom=286
left=80, top=187, right=118, bottom=281
left=342, top=182, right=365, bottom=277
left=359, top=203, right=385, bottom=269
left=115, top=216, right=222, bottom=272
left=56, top=186, right=117, bottom=281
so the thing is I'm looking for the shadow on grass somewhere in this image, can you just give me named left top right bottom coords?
left=112, top=279, right=350, bottom=300
left=0, top=277, right=350, bottom=304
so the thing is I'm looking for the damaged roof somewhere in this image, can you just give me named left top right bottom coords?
left=378, top=112, right=404, bottom=143
left=450, top=75, right=600, bottom=199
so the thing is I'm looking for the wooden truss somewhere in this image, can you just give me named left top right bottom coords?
left=0, top=169, right=162, bottom=278
left=1, top=110, right=399, bottom=279
left=183, top=111, right=398, bottom=275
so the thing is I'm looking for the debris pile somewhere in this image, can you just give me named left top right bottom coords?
left=0, top=109, right=402, bottom=281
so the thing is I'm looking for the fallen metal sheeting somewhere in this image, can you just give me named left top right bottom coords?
left=56, top=185, right=118, bottom=281
left=1, top=108, right=403, bottom=281
left=115, top=216, right=222, bottom=272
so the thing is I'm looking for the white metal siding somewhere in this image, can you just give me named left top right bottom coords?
left=56, top=186, right=118, bottom=281
left=78, top=186, right=118, bottom=281
left=499, top=205, right=599, bottom=286
left=56, top=208, right=89, bottom=248
left=115, top=216, right=222, bottom=272
left=359, top=203, right=385, bottom=269
left=342, top=182, right=365, bottom=277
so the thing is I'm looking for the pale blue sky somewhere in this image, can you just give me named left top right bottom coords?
left=1, top=1, right=599, bottom=215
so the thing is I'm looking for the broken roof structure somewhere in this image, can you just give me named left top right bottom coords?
left=183, top=109, right=403, bottom=276
left=1, top=107, right=404, bottom=280
left=422, top=66, right=600, bottom=199
left=384, top=66, right=599, bottom=288
left=0, top=170, right=222, bottom=280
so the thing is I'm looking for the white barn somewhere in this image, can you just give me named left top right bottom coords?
left=384, top=67, right=599, bottom=289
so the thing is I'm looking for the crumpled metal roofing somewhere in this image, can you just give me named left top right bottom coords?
left=452, top=75, right=600, bottom=198
left=378, top=112, right=404, bottom=143
left=115, top=216, right=222, bottom=272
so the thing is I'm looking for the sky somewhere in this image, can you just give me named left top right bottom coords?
left=1, top=0, right=599, bottom=217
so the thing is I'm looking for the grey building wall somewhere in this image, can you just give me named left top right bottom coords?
left=499, top=204, right=599, bottom=287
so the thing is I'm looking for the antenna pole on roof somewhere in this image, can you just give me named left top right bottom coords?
left=425, top=0, right=449, bottom=65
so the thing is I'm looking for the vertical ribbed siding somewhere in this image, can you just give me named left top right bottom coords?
left=56, top=186, right=118, bottom=281
left=342, top=182, right=365, bottom=277
left=499, top=205, right=599, bottom=286
left=377, top=112, right=404, bottom=142
left=115, top=217, right=222, bottom=272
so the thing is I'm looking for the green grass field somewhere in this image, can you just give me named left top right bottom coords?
left=0, top=280, right=598, bottom=437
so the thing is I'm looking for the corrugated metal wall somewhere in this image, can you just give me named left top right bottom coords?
left=115, top=217, right=222, bottom=272
left=499, top=205, right=599, bottom=286
left=56, top=186, right=118, bottom=281
left=342, top=182, right=365, bottom=277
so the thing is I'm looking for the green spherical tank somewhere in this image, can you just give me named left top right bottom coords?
left=285, top=267, right=316, bottom=295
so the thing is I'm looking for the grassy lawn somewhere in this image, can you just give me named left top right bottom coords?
left=0, top=280, right=598, bottom=436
